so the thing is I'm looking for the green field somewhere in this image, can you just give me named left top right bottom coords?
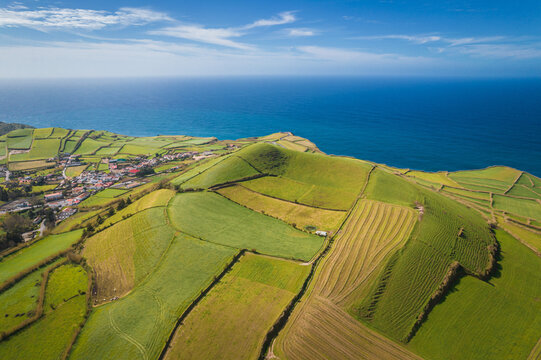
left=65, top=165, right=88, bottom=178
left=493, top=194, right=541, bottom=220
left=181, top=155, right=260, bottom=189
left=71, top=234, right=236, bottom=360
left=99, top=189, right=175, bottom=229
left=235, top=143, right=371, bottom=210
left=171, top=155, right=231, bottom=186
left=0, top=265, right=51, bottom=332
left=168, top=192, right=324, bottom=261
left=165, top=253, right=309, bottom=360
left=79, top=188, right=129, bottom=207
left=84, top=207, right=175, bottom=300
left=0, top=230, right=84, bottom=284
left=0, top=264, right=88, bottom=360
left=409, top=230, right=541, bottom=360
left=9, top=138, right=61, bottom=161
left=74, top=138, right=109, bottom=155
left=8, top=160, right=55, bottom=171
left=7, top=129, right=33, bottom=149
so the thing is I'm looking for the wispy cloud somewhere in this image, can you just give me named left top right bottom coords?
left=0, top=6, right=171, bottom=30
left=355, top=34, right=441, bottom=44
left=149, top=26, right=250, bottom=50
left=151, top=11, right=297, bottom=49
left=287, top=28, right=316, bottom=37
left=242, top=11, right=296, bottom=30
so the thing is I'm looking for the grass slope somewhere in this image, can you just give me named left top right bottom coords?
left=238, top=143, right=371, bottom=210
left=409, top=230, right=541, bottom=360
left=181, top=155, right=259, bottom=189
left=84, top=208, right=175, bottom=301
left=165, top=253, right=309, bottom=360
left=168, top=192, right=323, bottom=261
left=71, top=234, right=236, bottom=360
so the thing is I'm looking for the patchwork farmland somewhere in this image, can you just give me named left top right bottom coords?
left=0, top=127, right=540, bottom=360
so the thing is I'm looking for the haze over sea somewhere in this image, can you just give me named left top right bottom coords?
left=0, top=77, right=540, bottom=176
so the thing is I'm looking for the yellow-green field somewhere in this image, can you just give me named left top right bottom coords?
left=165, top=253, right=309, bottom=360
left=217, top=184, right=346, bottom=232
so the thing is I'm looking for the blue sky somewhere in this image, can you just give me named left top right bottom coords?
left=0, top=0, right=540, bottom=77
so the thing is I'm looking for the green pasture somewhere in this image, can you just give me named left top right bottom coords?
left=181, top=155, right=259, bottom=189
left=493, top=194, right=541, bottom=220
left=0, top=230, right=83, bottom=284
left=168, top=192, right=323, bottom=261
left=0, top=264, right=88, bottom=360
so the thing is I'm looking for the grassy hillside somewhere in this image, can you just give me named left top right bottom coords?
left=409, top=230, right=541, bottom=360
left=1, top=128, right=540, bottom=360
left=0, top=230, right=83, bottom=284
left=168, top=192, right=324, bottom=261
left=71, top=234, right=236, bottom=360
left=359, top=168, right=495, bottom=341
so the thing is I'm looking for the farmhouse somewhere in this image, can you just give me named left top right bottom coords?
left=315, top=230, right=328, bottom=237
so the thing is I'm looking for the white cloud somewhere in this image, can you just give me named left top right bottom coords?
left=0, top=6, right=171, bottom=30
left=242, top=11, right=296, bottom=29
left=356, top=34, right=441, bottom=44
left=149, top=25, right=251, bottom=50
left=287, top=28, right=316, bottom=37
left=151, top=11, right=297, bottom=49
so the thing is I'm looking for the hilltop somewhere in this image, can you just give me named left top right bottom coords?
left=0, top=122, right=33, bottom=137
left=0, top=127, right=539, bottom=360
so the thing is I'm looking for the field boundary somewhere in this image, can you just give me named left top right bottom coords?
left=157, top=249, right=246, bottom=360
left=0, top=258, right=67, bottom=341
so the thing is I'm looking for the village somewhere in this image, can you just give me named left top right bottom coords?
left=0, top=148, right=218, bottom=240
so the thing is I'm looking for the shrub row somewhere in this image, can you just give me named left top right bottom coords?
left=404, top=261, right=463, bottom=342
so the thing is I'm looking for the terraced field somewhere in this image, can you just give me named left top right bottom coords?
left=165, top=253, right=309, bottom=360
left=217, top=184, right=346, bottom=232
left=168, top=192, right=324, bottom=261
left=10, top=138, right=61, bottom=161
left=275, top=199, right=419, bottom=359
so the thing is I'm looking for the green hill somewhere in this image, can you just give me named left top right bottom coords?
left=0, top=127, right=540, bottom=360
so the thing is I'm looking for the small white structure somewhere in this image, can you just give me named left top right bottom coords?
left=315, top=230, right=328, bottom=237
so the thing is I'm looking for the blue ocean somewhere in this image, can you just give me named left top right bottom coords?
left=0, top=77, right=540, bottom=176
